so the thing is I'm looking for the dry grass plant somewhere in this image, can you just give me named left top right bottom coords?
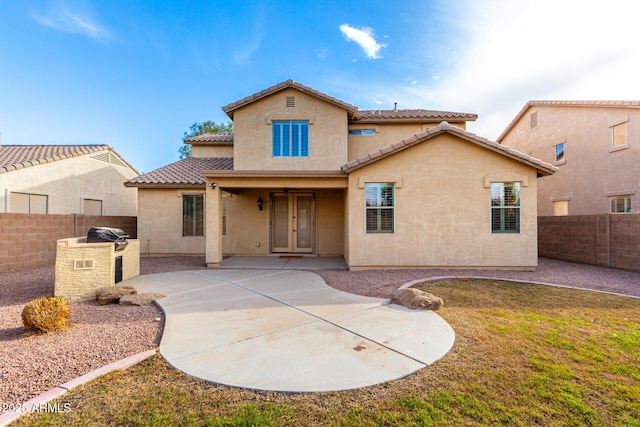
left=21, top=296, right=72, bottom=333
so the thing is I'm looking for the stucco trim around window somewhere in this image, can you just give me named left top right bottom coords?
left=358, top=175, right=402, bottom=189
left=265, top=112, right=315, bottom=124
left=483, top=173, right=528, bottom=188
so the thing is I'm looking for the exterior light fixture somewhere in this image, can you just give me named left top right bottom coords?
left=210, top=182, right=218, bottom=189
left=257, top=197, right=264, bottom=211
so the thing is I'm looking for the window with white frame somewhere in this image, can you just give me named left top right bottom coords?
left=612, top=122, right=627, bottom=148
left=491, top=182, right=521, bottom=233
left=365, top=183, right=394, bottom=233
left=183, top=194, right=204, bottom=236
left=272, top=121, right=309, bottom=157
left=555, top=143, right=565, bottom=163
left=10, top=192, right=48, bottom=214
left=610, top=196, right=632, bottom=213
left=349, top=129, right=376, bottom=136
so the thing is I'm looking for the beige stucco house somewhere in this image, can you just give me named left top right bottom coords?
left=497, top=101, right=640, bottom=216
left=0, top=144, right=139, bottom=215
left=126, top=80, right=555, bottom=270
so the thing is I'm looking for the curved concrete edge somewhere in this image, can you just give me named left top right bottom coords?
left=399, top=275, right=640, bottom=299
left=0, top=349, right=157, bottom=427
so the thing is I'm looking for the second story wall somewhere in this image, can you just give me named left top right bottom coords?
left=500, top=104, right=640, bottom=215
left=348, top=121, right=468, bottom=161
left=232, top=88, right=349, bottom=171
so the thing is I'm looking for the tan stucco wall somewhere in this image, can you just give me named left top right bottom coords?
left=137, top=188, right=206, bottom=256
left=347, top=134, right=539, bottom=269
left=500, top=106, right=640, bottom=215
left=231, top=88, right=349, bottom=171
left=348, top=121, right=468, bottom=161
left=192, top=145, right=234, bottom=158
left=0, top=152, right=138, bottom=215
left=54, top=237, right=140, bottom=300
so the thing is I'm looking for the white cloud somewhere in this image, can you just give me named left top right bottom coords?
left=339, top=24, right=386, bottom=59
left=32, top=7, right=111, bottom=41
left=350, top=0, right=640, bottom=140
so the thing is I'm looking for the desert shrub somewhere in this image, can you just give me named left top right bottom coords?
left=22, top=297, right=71, bottom=333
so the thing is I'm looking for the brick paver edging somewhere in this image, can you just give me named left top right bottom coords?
left=0, top=349, right=157, bottom=427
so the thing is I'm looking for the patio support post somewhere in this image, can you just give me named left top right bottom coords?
left=205, top=182, right=223, bottom=267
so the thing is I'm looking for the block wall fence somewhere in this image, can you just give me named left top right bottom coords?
left=538, top=214, right=640, bottom=272
left=0, top=213, right=137, bottom=273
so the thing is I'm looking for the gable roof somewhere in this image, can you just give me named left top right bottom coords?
left=341, top=121, right=557, bottom=176
left=185, top=133, right=234, bottom=145
left=354, top=109, right=477, bottom=123
left=0, top=144, right=138, bottom=174
left=497, top=100, right=640, bottom=142
left=125, top=157, right=233, bottom=188
left=222, top=79, right=359, bottom=119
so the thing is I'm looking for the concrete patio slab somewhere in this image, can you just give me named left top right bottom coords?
left=127, top=269, right=455, bottom=392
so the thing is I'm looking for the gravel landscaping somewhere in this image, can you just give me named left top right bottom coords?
left=1, top=256, right=638, bottom=406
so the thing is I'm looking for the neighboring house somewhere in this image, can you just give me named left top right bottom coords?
left=497, top=101, right=640, bottom=216
left=126, top=80, right=555, bottom=270
left=0, top=144, right=139, bottom=215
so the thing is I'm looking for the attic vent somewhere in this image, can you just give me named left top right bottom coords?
left=286, top=96, right=295, bottom=107
left=530, top=112, right=538, bottom=129
left=90, top=152, right=126, bottom=168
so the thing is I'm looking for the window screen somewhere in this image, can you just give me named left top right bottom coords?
left=183, top=194, right=205, bottom=236
left=365, top=183, right=394, bottom=233
left=491, top=182, right=521, bottom=233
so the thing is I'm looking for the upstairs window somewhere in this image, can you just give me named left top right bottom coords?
left=610, top=196, right=632, bottom=213
left=365, top=183, right=394, bottom=233
left=10, top=192, right=48, bottom=214
left=272, top=121, right=309, bottom=157
left=349, top=129, right=376, bottom=136
left=555, top=142, right=565, bottom=163
left=612, top=122, right=627, bottom=147
left=491, top=182, right=521, bottom=233
left=183, top=194, right=204, bottom=236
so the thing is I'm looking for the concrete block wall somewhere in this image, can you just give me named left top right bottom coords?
left=0, top=213, right=137, bottom=273
left=539, top=214, right=640, bottom=272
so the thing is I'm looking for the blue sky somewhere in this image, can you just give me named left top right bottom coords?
left=2, top=0, right=639, bottom=173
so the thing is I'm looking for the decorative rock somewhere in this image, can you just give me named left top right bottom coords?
left=391, top=288, right=443, bottom=311
left=119, top=293, right=165, bottom=306
left=96, top=286, right=137, bottom=305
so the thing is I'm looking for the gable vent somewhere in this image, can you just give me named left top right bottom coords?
left=91, top=151, right=127, bottom=168
left=286, top=96, right=295, bottom=107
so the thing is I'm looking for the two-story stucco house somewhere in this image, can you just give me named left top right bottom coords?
left=126, top=80, right=555, bottom=270
left=1, top=144, right=139, bottom=215
left=497, top=101, right=640, bottom=216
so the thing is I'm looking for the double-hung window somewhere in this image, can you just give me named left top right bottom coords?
left=610, top=196, right=632, bottom=213
left=491, top=182, right=521, bottom=233
left=272, top=121, right=309, bottom=157
left=365, top=183, right=394, bottom=233
left=183, top=194, right=204, bottom=236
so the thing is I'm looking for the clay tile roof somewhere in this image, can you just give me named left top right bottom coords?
left=185, top=133, right=234, bottom=143
left=341, top=121, right=556, bottom=176
left=125, top=157, right=233, bottom=187
left=497, top=100, right=640, bottom=142
left=0, top=144, right=111, bottom=174
left=354, top=109, right=477, bottom=121
left=222, top=79, right=358, bottom=118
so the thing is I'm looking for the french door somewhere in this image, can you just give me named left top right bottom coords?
left=271, top=193, right=315, bottom=253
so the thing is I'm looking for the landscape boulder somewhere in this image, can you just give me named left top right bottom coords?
left=119, top=293, right=165, bottom=306
left=391, top=288, right=443, bottom=311
left=96, top=286, right=137, bottom=305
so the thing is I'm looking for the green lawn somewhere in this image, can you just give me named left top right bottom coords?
left=15, top=279, right=640, bottom=426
